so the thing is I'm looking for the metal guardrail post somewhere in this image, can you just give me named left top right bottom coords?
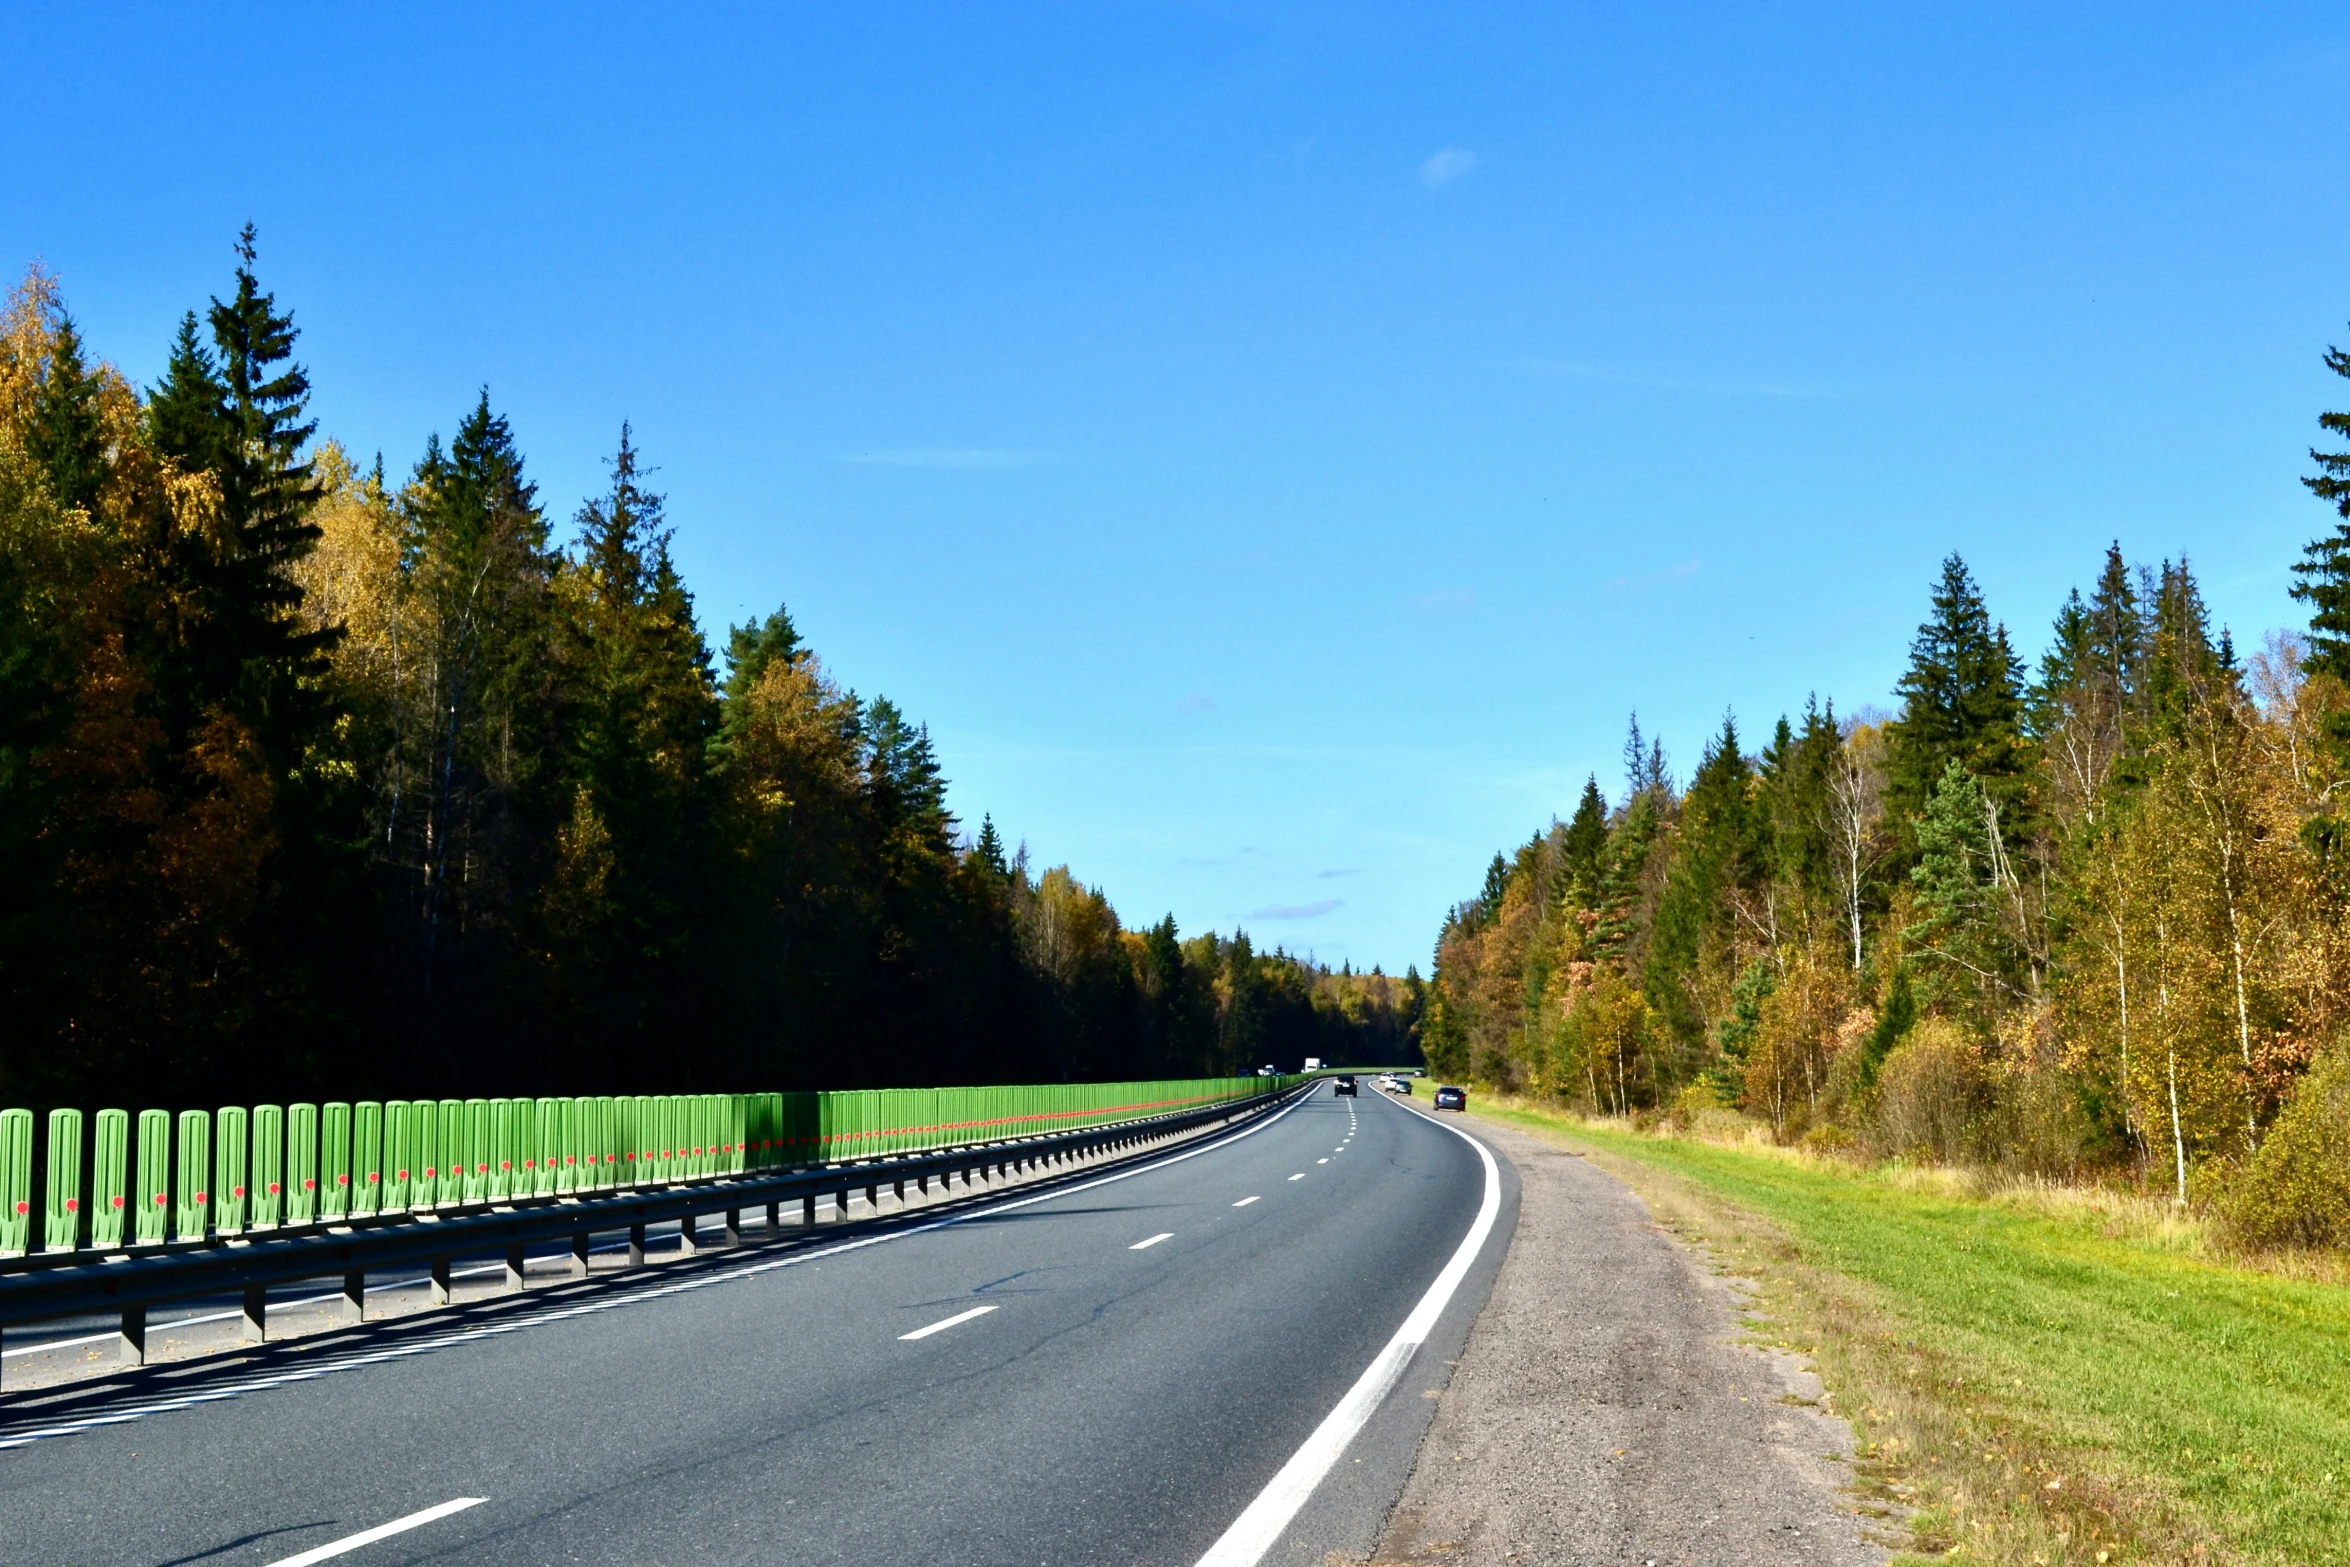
left=801, top=1194, right=816, bottom=1225
left=570, top=1233, right=590, bottom=1277
left=242, top=1283, right=266, bottom=1341
left=764, top=1201, right=779, bottom=1239
left=503, top=1244, right=525, bottom=1291
left=429, top=1256, right=452, bottom=1304
left=627, top=1224, right=646, bottom=1267
left=679, top=1213, right=700, bottom=1255
left=341, top=1269, right=364, bottom=1323
left=724, top=1208, right=741, bottom=1246
left=119, top=1305, right=144, bottom=1364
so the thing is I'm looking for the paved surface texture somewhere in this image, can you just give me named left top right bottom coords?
left=1365, top=1106, right=1883, bottom=1567
left=0, top=1089, right=1509, bottom=1567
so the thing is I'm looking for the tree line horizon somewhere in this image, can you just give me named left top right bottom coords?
left=0, top=235, right=1422, bottom=1110
left=1424, top=341, right=2350, bottom=1243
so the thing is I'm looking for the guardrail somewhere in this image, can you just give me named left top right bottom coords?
left=0, top=1075, right=1308, bottom=1376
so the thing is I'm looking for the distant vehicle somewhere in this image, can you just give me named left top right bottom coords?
left=1255, top=1066, right=1276, bottom=1077
left=1433, top=1085, right=1467, bottom=1111
left=1391, top=1078, right=1412, bottom=1095
left=1332, top=1074, right=1357, bottom=1096
left=1303, top=1057, right=1323, bottom=1072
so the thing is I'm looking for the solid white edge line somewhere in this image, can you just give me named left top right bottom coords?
left=1130, top=1233, right=1175, bottom=1250
left=899, top=1304, right=997, bottom=1340
left=264, top=1496, right=487, bottom=1567
left=1190, top=1097, right=1502, bottom=1567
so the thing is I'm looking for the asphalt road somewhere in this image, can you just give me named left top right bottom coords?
left=0, top=1087, right=1513, bottom=1567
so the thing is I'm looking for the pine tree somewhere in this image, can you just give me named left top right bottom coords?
left=975, top=814, right=1009, bottom=876
left=2296, top=332, right=2350, bottom=683
left=1560, top=775, right=1609, bottom=893
left=1885, top=553, right=2028, bottom=827
left=722, top=604, right=803, bottom=712
left=25, top=313, right=107, bottom=512
left=145, top=311, right=227, bottom=473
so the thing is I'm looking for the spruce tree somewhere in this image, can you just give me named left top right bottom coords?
left=722, top=604, right=803, bottom=711
left=25, top=313, right=107, bottom=513
left=2296, top=332, right=2350, bottom=683
left=145, top=311, right=227, bottom=473
left=1560, top=775, right=1609, bottom=892
left=1885, top=553, right=2027, bottom=826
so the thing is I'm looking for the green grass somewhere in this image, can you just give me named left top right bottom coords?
left=1471, top=1100, right=2350, bottom=1565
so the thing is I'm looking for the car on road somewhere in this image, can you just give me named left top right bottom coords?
left=1332, top=1074, right=1357, bottom=1096
left=1392, top=1077, right=1412, bottom=1095
left=1432, top=1084, right=1467, bottom=1111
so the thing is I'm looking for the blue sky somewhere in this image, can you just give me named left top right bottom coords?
left=9, top=4, right=2350, bottom=972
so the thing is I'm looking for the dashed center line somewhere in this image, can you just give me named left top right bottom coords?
left=1130, top=1232, right=1175, bottom=1250
left=1287, top=1173, right=1306, bottom=1181
left=1233, top=1196, right=1261, bottom=1208
left=1316, top=1158, right=1329, bottom=1164
left=899, top=1305, right=998, bottom=1341
left=265, top=1497, right=487, bottom=1566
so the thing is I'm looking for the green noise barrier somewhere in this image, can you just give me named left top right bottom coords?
left=41, top=1109, right=81, bottom=1254
left=0, top=1109, right=30, bottom=1258
left=0, top=1074, right=1298, bottom=1257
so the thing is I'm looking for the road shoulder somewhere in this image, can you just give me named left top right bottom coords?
left=1359, top=1103, right=1885, bottom=1566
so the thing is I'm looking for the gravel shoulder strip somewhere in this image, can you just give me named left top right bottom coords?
left=1361, top=1104, right=1884, bottom=1566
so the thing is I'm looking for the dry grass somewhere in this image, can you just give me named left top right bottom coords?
left=1472, top=1096, right=2350, bottom=1566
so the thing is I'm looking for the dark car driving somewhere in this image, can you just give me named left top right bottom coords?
left=1432, top=1084, right=1467, bottom=1111
left=1332, top=1074, right=1357, bottom=1096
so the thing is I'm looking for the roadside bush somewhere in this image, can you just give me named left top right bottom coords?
left=1872, top=1018, right=1985, bottom=1163
left=2221, top=1046, right=2350, bottom=1249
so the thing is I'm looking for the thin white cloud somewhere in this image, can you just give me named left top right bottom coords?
left=842, top=448, right=1051, bottom=469
left=1317, top=868, right=1360, bottom=880
left=1421, top=147, right=1479, bottom=187
left=1525, top=359, right=1837, bottom=398
left=1176, top=693, right=1217, bottom=714
left=1607, top=558, right=1703, bottom=591
left=1410, top=588, right=1475, bottom=615
left=1249, top=898, right=1343, bottom=921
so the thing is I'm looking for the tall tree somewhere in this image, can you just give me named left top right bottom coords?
left=1885, top=553, right=2028, bottom=828
left=2296, top=330, right=2350, bottom=686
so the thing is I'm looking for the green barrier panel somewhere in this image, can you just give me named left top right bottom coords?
left=42, top=1108, right=83, bottom=1252
left=0, top=1108, right=30, bottom=1256
left=573, top=1095, right=593, bottom=1191
left=578, top=1095, right=600, bottom=1191
left=685, top=1095, right=706, bottom=1180
left=661, top=1095, right=684, bottom=1182
left=134, top=1108, right=171, bottom=1244
left=487, top=1098, right=513, bottom=1202
left=705, top=1093, right=724, bottom=1175
left=531, top=1098, right=559, bottom=1197
left=216, top=1106, right=249, bottom=1235
left=250, top=1105, right=283, bottom=1230
left=463, top=1099, right=490, bottom=1203
left=410, top=1099, right=438, bottom=1209
left=320, top=1102, right=352, bottom=1222
left=435, top=1099, right=464, bottom=1206
left=91, top=1109, right=128, bottom=1248
left=286, top=1104, right=319, bottom=1225
left=730, top=1094, right=749, bottom=1172
left=382, top=1100, right=412, bottom=1213
left=353, top=1101, right=383, bottom=1217
left=174, top=1110, right=211, bottom=1242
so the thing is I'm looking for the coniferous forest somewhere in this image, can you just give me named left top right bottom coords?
left=1425, top=339, right=2350, bottom=1244
left=0, top=245, right=1421, bottom=1108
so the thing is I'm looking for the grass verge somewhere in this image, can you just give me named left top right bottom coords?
left=1468, top=1099, right=2350, bottom=1566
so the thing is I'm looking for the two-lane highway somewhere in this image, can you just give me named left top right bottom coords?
left=0, top=1086, right=1515, bottom=1567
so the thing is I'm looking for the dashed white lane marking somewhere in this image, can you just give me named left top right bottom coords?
left=1316, top=1159, right=1329, bottom=1164
left=1287, top=1174, right=1306, bottom=1181
left=1233, top=1196, right=1260, bottom=1208
left=899, top=1305, right=997, bottom=1341
left=265, top=1496, right=487, bottom=1566
left=1193, top=1094, right=1505, bottom=1567
left=1130, top=1233, right=1175, bottom=1250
